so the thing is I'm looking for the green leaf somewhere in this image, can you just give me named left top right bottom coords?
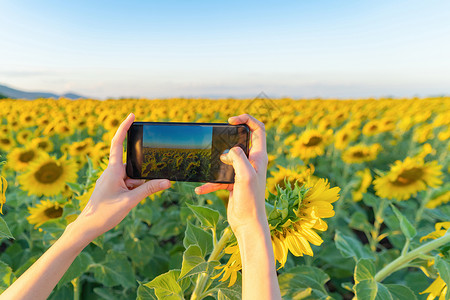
left=278, top=266, right=330, bottom=299
left=355, top=259, right=376, bottom=283
left=141, top=270, right=190, bottom=300
left=137, top=282, right=158, bottom=300
left=186, top=203, right=220, bottom=229
left=354, top=279, right=377, bottom=300
left=349, top=211, right=372, bottom=232
left=209, top=273, right=242, bottom=300
left=0, top=260, right=16, bottom=293
left=435, top=256, right=450, bottom=300
left=362, top=193, right=379, bottom=207
left=385, top=284, right=417, bottom=300
left=375, top=283, right=393, bottom=300
left=0, top=216, right=13, bottom=240
left=125, top=236, right=154, bottom=266
left=183, top=222, right=213, bottom=257
left=390, top=204, right=416, bottom=239
left=335, top=231, right=375, bottom=261
left=66, top=182, right=84, bottom=195
left=179, top=245, right=204, bottom=279
left=91, top=251, right=136, bottom=288
left=58, top=252, right=93, bottom=287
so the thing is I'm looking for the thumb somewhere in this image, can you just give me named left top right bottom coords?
left=220, top=147, right=254, bottom=181
left=127, top=179, right=171, bottom=204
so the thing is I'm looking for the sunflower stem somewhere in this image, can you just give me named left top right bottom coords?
left=72, top=277, right=80, bottom=300
left=369, top=198, right=386, bottom=251
left=191, top=227, right=233, bottom=300
left=401, top=238, right=410, bottom=256
left=374, top=231, right=450, bottom=282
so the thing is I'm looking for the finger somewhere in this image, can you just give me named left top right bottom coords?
left=109, top=113, right=135, bottom=167
left=125, top=178, right=145, bottom=189
left=220, top=146, right=255, bottom=182
left=195, top=183, right=232, bottom=194
left=228, top=114, right=266, bottom=154
left=127, top=179, right=171, bottom=205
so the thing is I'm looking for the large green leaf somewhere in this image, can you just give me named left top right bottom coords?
left=278, top=266, right=330, bottom=299
left=355, top=259, right=376, bottom=283
left=335, top=231, right=375, bottom=261
left=375, top=283, right=393, bottom=300
left=385, top=284, right=417, bottom=300
left=209, top=273, right=242, bottom=300
left=179, top=245, right=204, bottom=279
left=140, top=270, right=190, bottom=300
left=91, top=251, right=136, bottom=288
left=125, top=236, right=155, bottom=266
left=354, top=279, right=377, bottom=300
left=58, top=252, right=93, bottom=288
left=186, top=203, right=220, bottom=229
left=390, top=204, right=416, bottom=239
left=0, top=216, right=13, bottom=240
left=0, top=260, right=16, bottom=293
left=183, top=222, right=213, bottom=257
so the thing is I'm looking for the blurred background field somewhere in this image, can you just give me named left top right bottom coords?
left=0, top=97, right=449, bottom=299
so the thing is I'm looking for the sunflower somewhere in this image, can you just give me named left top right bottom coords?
left=7, top=147, right=44, bottom=172
left=334, top=127, right=359, bottom=150
left=1, top=175, right=7, bottom=214
left=16, top=129, right=34, bottom=145
left=68, top=138, right=94, bottom=157
left=373, top=157, right=443, bottom=201
left=362, top=120, right=382, bottom=136
left=419, top=222, right=450, bottom=300
left=421, top=277, right=448, bottom=300
left=291, top=129, right=333, bottom=161
left=414, top=124, right=434, bottom=143
left=426, top=190, right=450, bottom=209
left=342, top=144, right=382, bottom=164
left=103, top=115, right=122, bottom=131
left=351, top=168, right=372, bottom=202
left=27, top=199, right=64, bottom=228
left=212, top=244, right=242, bottom=287
left=214, top=177, right=339, bottom=286
left=30, top=137, right=54, bottom=152
left=0, top=135, right=16, bottom=152
left=18, top=154, right=78, bottom=196
left=266, top=164, right=315, bottom=195
left=19, top=112, right=35, bottom=127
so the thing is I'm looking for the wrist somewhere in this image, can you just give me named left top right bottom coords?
left=63, top=220, right=95, bottom=251
left=233, top=217, right=272, bottom=245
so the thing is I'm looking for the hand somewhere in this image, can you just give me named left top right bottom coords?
left=69, top=113, right=171, bottom=243
left=195, top=114, right=268, bottom=236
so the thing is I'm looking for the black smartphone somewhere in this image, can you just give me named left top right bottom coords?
left=126, top=122, right=250, bottom=183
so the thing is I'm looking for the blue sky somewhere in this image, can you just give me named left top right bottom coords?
left=0, top=1, right=449, bottom=99
left=143, top=125, right=212, bottom=149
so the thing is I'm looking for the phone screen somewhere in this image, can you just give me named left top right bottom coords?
left=126, top=122, right=250, bottom=183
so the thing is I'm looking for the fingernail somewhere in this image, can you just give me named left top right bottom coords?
left=160, top=180, right=170, bottom=189
left=228, top=116, right=236, bottom=122
left=220, top=153, right=232, bottom=164
left=195, top=187, right=201, bottom=194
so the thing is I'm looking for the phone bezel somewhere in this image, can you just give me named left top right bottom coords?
left=126, top=121, right=250, bottom=183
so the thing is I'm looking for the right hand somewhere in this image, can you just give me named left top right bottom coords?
left=195, top=114, right=269, bottom=236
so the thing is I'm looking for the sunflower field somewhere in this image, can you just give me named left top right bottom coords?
left=0, top=97, right=449, bottom=300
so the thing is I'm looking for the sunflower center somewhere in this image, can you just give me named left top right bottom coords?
left=342, top=134, right=348, bottom=141
left=0, top=138, right=11, bottom=145
left=111, top=119, right=120, bottom=126
left=25, top=116, right=32, bottom=122
left=392, top=167, right=424, bottom=186
left=352, top=151, right=367, bottom=158
left=75, top=144, right=87, bottom=151
left=44, top=206, right=63, bottom=218
left=38, top=141, right=48, bottom=149
left=304, top=136, right=322, bottom=147
left=34, top=162, right=64, bottom=184
left=369, top=125, right=378, bottom=131
left=19, top=150, right=35, bottom=162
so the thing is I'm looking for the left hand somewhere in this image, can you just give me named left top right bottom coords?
left=69, top=113, right=171, bottom=243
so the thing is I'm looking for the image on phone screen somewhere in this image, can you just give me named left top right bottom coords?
left=126, top=123, right=249, bottom=183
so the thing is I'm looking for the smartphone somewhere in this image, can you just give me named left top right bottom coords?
left=126, top=122, right=250, bottom=183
